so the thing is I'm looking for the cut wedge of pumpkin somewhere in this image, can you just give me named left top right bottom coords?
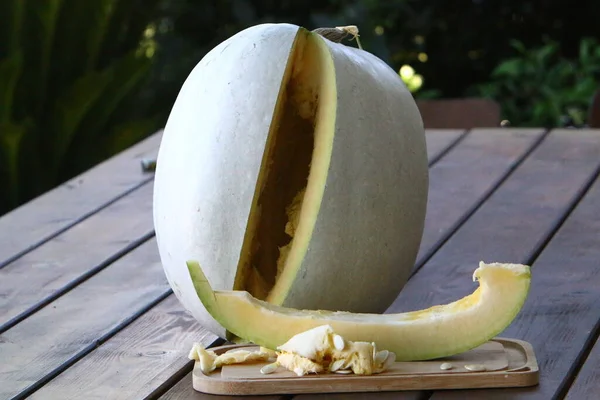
left=186, top=261, right=531, bottom=361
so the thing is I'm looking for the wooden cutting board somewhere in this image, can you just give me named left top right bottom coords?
left=192, top=337, right=539, bottom=395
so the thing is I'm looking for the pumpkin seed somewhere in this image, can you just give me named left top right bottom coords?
left=333, top=334, right=345, bottom=351
left=260, top=362, right=279, bottom=374
left=329, top=359, right=346, bottom=372
left=439, top=362, right=453, bottom=370
left=464, top=363, right=486, bottom=372
left=334, top=369, right=353, bottom=374
left=374, top=350, right=390, bottom=365
left=382, top=351, right=396, bottom=371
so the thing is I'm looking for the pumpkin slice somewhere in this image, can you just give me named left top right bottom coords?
left=186, top=260, right=531, bottom=361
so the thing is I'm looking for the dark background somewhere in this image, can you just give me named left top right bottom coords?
left=1, top=0, right=599, bottom=215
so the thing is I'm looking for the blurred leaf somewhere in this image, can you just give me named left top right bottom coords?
left=0, top=0, right=160, bottom=216
left=579, top=38, right=592, bottom=65
left=84, top=0, right=118, bottom=70
left=509, top=39, right=526, bottom=54
left=77, top=50, right=153, bottom=142
left=105, top=117, right=161, bottom=154
left=0, top=121, right=27, bottom=207
left=474, top=36, right=600, bottom=127
left=415, top=89, right=442, bottom=99
left=19, top=0, right=63, bottom=117
left=534, top=43, right=557, bottom=65
left=50, top=0, right=117, bottom=94
left=0, top=53, right=22, bottom=123
left=491, top=59, right=523, bottom=77
left=51, top=70, right=112, bottom=171
left=0, top=0, right=24, bottom=58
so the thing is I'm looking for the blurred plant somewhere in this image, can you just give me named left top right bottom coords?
left=148, top=0, right=600, bottom=126
left=472, top=38, right=600, bottom=127
left=0, top=0, right=162, bottom=214
left=3, top=0, right=599, bottom=216
left=398, top=64, right=422, bottom=92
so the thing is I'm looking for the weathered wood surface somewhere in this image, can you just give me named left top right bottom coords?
left=0, top=182, right=155, bottom=333
left=160, top=373, right=286, bottom=400
left=0, top=131, right=162, bottom=269
left=386, top=128, right=600, bottom=400
left=1, top=128, right=600, bottom=400
left=565, top=336, right=600, bottom=400
left=423, top=129, right=466, bottom=164
left=414, top=128, right=545, bottom=268
left=29, top=296, right=218, bottom=400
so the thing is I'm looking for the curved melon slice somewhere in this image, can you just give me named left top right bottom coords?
left=186, top=261, right=531, bottom=361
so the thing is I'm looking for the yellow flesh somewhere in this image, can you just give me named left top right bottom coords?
left=232, top=29, right=336, bottom=304
left=189, top=261, right=531, bottom=361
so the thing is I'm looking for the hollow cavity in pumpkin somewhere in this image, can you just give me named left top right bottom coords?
left=232, top=29, right=337, bottom=307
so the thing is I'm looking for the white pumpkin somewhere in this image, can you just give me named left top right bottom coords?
left=153, top=23, right=428, bottom=338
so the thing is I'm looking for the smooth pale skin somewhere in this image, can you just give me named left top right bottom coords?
left=153, top=23, right=428, bottom=337
left=187, top=261, right=532, bottom=361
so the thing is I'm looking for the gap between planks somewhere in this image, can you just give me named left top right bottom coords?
left=0, top=130, right=163, bottom=270
left=289, top=393, right=431, bottom=400
left=27, top=296, right=224, bottom=400
left=0, top=239, right=169, bottom=400
left=108, top=128, right=541, bottom=399
left=0, top=129, right=460, bottom=335
left=294, top=128, right=547, bottom=400
left=0, top=127, right=536, bottom=396
left=0, top=129, right=465, bottom=400
left=412, top=128, right=548, bottom=274
left=306, top=128, right=600, bottom=400
left=116, top=127, right=596, bottom=398
left=138, top=129, right=469, bottom=400
left=389, top=129, right=600, bottom=400
left=428, top=162, right=600, bottom=400
left=564, top=317, right=600, bottom=399
left=424, top=129, right=469, bottom=166
left=0, top=182, right=157, bottom=334
left=156, top=367, right=286, bottom=400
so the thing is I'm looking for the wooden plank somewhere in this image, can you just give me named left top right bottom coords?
left=38, top=135, right=482, bottom=400
left=0, top=181, right=155, bottom=333
left=0, top=128, right=457, bottom=330
left=292, top=129, right=545, bottom=400
left=28, top=296, right=218, bottom=400
left=0, top=239, right=168, bottom=400
left=26, top=295, right=289, bottom=400
left=415, top=128, right=545, bottom=267
left=565, top=335, right=600, bottom=399
left=0, top=126, right=446, bottom=272
left=152, top=129, right=464, bottom=400
left=160, top=372, right=286, bottom=400
left=294, top=393, right=429, bottom=400
left=428, top=174, right=600, bottom=400
left=0, top=131, right=162, bottom=268
left=384, top=129, right=600, bottom=399
left=424, top=129, right=466, bottom=164
left=1, top=129, right=455, bottom=399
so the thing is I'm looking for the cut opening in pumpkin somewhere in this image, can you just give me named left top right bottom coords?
left=232, top=29, right=337, bottom=306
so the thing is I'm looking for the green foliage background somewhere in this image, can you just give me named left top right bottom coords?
left=1, top=0, right=599, bottom=216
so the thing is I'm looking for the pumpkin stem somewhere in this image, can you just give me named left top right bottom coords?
left=312, top=25, right=363, bottom=50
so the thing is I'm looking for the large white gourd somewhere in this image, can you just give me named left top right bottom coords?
left=153, top=23, right=428, bottom=338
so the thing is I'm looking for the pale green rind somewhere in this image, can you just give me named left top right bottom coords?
left=187, top=261, right=531, bottom=361
left=186, top=261, right=218, bottom=316
left=186, top=261, right=249, bottom=344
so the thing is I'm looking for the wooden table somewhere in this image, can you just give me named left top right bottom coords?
left=1, top=127, right=599, bottom=400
